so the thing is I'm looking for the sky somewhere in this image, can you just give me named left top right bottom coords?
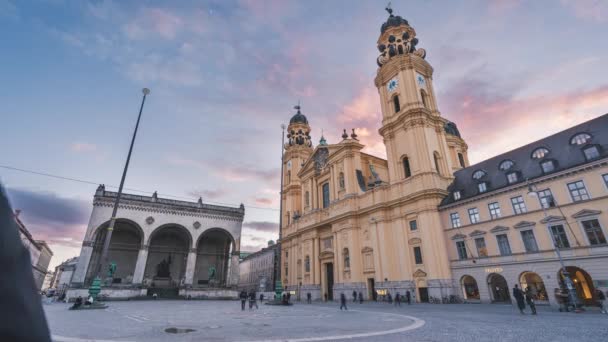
left=1, top=0, right=607, bottom=270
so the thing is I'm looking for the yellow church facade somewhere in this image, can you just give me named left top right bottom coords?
left=279, top=9, right=608, bottom=306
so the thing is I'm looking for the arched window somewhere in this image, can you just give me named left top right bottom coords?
left=421, top=89, right=429, bottom=109
left=305, top=191, right=310, bottom=207
left=499, top=160, right=514, bottom=171
left=339, top=172, right=345, bottom=189
left=393, top=95, right=401, bottom=113
left=458, top=153, right=465, bottom=168
left=532, top=147, right=549, bottom=160
left=433, top=152, right=441, bottom=174
left=402, top=156, right=412, bottom=178
left=472, top=170, right=486, bottom=180
left=570, top=133, right=592, bottom=145
left=287, top=170, right=291, bottom=184
left=343, top=248, right=350, bottom=269
left=304, top=256, right=310, bottom=272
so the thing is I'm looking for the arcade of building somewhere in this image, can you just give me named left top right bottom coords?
left=278, top=8, right=608, bottom=307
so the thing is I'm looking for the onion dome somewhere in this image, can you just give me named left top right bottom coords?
left=319, top=135, right=328, bottom=146
left=376, top=6, right=427, bottom=67
left=289, top=105, right=308, bottom=124
left=444, top=121, right=462, bottom=138
left=381, top=6, right=409, bottom=34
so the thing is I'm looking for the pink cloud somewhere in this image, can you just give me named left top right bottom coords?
left=70, top=142, right=97, bottom=152
left=561, top=0, right=608, bottom=23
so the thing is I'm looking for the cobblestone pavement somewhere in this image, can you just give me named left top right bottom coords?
left=44, top=299, right=607, bottom=342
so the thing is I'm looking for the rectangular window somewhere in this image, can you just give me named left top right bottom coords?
left=549, top=224, right=570, bottom=248
left=475, top=237, right=487, bottom=257
left=413, top=246, right=423, bottom=264
left=541, top=160, right=555, bottom=173
left=322, top=183, right=330, bottom=208
left=478, top=182, right=487, bottom=193
left=409, top=220, right=417, bottom=231
left=488, top=202, right=501, bottom=219
left=456, top=241, right=467, bottom=260
left=468, top=208, right=480, bottom=224
left=584, top=146, right=600, bottom=160
left=322, top=237, right=333, bottom=250
left=511, top=196, right=527, bottom=214
left=507, top=172, right=518, bottom=184
left=521, top=230, right=539, bottom=253
left=582, top=219, right=607, bottom=245
left=450, top=212, right=461, bottom=228
left=538, top=189, right=556, bottom=208
left=568, top=180, right=590, bottom=202
left=453, top=191, right=461, bottom=200
left=496, top=234, right=512, bottom=256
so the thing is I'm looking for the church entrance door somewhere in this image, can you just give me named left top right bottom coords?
left=325, top=263, right=334, bottom=301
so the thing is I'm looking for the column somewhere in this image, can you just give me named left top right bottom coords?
left=227, top=252, right=240, bottom=287
left=70, top=241, right=94, bottom=287
left=184, top=248, right=197, bottom=286
left=132, top=245, right=149, bottom=285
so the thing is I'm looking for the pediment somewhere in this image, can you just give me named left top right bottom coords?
left=539, top=215, right=565, bottom=224
left=513, top=221, right=536, bottom=229
left=298, top=145, right=341, bottom=177
left=469, top=230, right=486, bottom=237
left=571, top=209, right=602, bottom=219
left=408, top=237, right=422, bottom=245
left=413, top=269, right=427, bottom=278
left=490, top=225, right=509, bottom=233
left=361, top=246, right=373, bottom=254
left=451, top=233, right=466, bottom=240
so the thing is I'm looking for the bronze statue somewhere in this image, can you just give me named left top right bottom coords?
left=208, top=266, right=216, bottom=280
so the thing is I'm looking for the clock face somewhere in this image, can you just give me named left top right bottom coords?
left=416, top=73, right=426, bottom=88
left=387, top=77, right=399, bottom=92
left=287, top=160, right=292, bottom=169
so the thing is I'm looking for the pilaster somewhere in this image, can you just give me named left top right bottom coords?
left=132, top=245, right=149, bottom=285
left=184, top=249, right=197, bottom=285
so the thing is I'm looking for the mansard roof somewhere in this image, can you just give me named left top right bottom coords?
left=441, top=113, right=608, bottom=206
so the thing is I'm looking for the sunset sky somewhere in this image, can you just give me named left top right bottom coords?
left=1, top=0, right=607, bottom=269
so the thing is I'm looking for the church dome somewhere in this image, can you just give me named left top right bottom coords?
left=381, top=12, right=409, bottom=34
left=289, top=106, right=308, bottom=125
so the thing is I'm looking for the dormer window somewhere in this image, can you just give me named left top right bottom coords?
left=532, top=148, right=549, bottom=160
left=453, top=191, right=461, bottom=200
left=478, top=182, right=487, bottom=193
left=499, top=160, right=514, bottom=171
left=583, top=145, right=600, bottom=161
left=472, top=170, right=486, bottom=180
left=541, top=160, right=555, bottom=173
left=507, top=172, right=518, bottom=184
left=571, top=133, right=592, bottom=145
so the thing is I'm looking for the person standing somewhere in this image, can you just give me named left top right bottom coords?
left=405, top=290, right=411, bottom=305
left=352, top=290, right=357, bottom=303
left=395, top=292, right=401, bottom=307
left=307, top=292, right=312, bottom=304
left=249, top=290, right=258, bottom=310
left=340, top=293, right=348, bottom=311
left=239, top=290, right=248, bottom=311
left=595, top=288, right=606, bottom=314
left=525, top=287, right=537, bottom=315
left=513, top=284, right=526, bottom=314
left=358, top=292, right=363, bottom=304
left=387, top=292, right=392, bottom=304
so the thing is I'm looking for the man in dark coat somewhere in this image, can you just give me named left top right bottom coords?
left=513, top=284, right=526, bottom=314
left=352, top=290, right=357, bottom=303
left=358, top=292, right=363, bottom=304
left=0, top=184, right=52, bottom=342
left=339, top=293, right=348, bottom=310
left=307, top=292, right=312, bottom=304
left=395, top=292, right=401, bottom=306
left=525, top=287, right=537, bottom=315
left=405, top=290, right=411, bottom=305
left=239, top=290, right=248, bottom=310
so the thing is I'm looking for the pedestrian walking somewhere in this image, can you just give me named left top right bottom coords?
left=395, top=292, right=401, bottom=306
left=358, top=292, right=363, bottom=304
left=249, top=290, right=258, bottom=310
left=307, top=292, right=312, bottom=304
left=352, top=290, right=357, bottom=303
left=405, top=290, right=411, bottom=305
left=513, top=284, right=526, bottom=314
left=340, top=293, right=348, bottom=311
left=595, top=288, right=606, bottom=314
left=260, top=293, right=264, bottom=303
left=324, top=293, right=328, bottom=302
left=554, top=287, right=570, bottom=312
left=239, top=290, right=247, bottom=311
left=387, top=292, right=393, bottom=304
left=525, top=287, right=537, bottom=315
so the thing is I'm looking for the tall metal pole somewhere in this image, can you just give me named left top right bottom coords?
left=95, top=88, right=150, bottom=280
left=275, top=123, right=286, bottom=298
left=527, top=182, right=580, bottom=310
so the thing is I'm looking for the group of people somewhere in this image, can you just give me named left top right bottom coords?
left=239, top=290, right=259, bottom=310
left=512, top=285, right=537, bottom=315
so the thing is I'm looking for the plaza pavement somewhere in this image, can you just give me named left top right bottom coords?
left=43, top=299, right=607, bottom=342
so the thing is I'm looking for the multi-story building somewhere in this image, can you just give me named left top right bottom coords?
left=52, top=257, right=79, bottom=292
left=238, top=241, right=279, bottom=294
left=278, top=7, right=608, bottom=307
left=15, top=210, right=53, bottom=290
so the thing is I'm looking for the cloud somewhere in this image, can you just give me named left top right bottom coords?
left=123, top=8, right=183, bottom=40
left=168, top=157, right=279, bottom=184
left=0, top=0, right=19, bottom=20
left=70, top=142, right=97, bottom=152
left=253, top=197, right=273, bottom=205
left=243, top=221, right=279, bottom=233
left=561, top=0, right=608, bottom=22
left=5, top=188, right=90, bottom=247
left=187, top=188, right=226, bottom=200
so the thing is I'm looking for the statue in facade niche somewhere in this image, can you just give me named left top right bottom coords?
left=208, top=266, right=217, bottom=280
left=107, top=262, right=117, bottom=278
left=156, top=257, right=171, bottom=278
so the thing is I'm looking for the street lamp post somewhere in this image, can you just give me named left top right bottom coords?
left=527, top=181, right=580, bottom=311
left=89, top=88, right=150, bottom=299
left=275, top=124, right=286, bottom=300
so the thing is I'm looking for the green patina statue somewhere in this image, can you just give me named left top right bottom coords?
left=107, top=262, right=117, bottom=278
left=208, top=266, right=216, bottom=280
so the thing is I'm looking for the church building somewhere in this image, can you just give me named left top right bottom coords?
left=279, top=8, right=608, bottom=307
